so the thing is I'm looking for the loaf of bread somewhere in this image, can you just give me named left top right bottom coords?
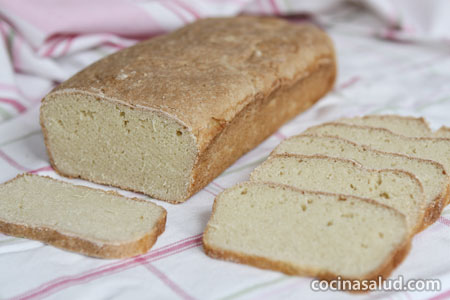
left=203, top=182, right=411, bottom=285
left=272, top=134, right=448, bottom=226
left=250, top=155, right=425, bottom=234
left=0, top=174, right=166, bottom=258
left=40, top=17, right=336, bottom=203
left=338, top=115, right=431, bottom=137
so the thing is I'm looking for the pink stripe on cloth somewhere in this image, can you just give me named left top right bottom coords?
left=0, top=23, right=20, bottom=67
left=274, top=131, right=286, bottom=140
left=160, top=1, right=190, bottom=24
left=428, top=289, right=450, bottom=300
left=0, top=149, right=30, bottom=171
left=269, top=0, right=281, bottom=15
left=0, top=21, right=6, bottom=35
left=0, top=84, right=35, bottom=104
left=151, top=243, right=202, bottom=263
left=60, top=36, right=75, bottom=56
left=1, top=0, right=164, bottom=39
left=0, top=83, right=20, bottom=93
left=13, top=235, right=203, bottom=300
left=171, top=0, right=201, bottom=19
left=96, top=35, right=132, bottom=49
left=138, top=259, right=197, bottom=300
left=335, top=76, right=361, bottom=91
left=203, top=188, right=217, bottom=197
left=211, top=181, right=225, bottom=190
left=42, top=37, right=65, bottom=57
left=28, top=166, right=53, bottom=174
left=438, top=217, right=450, bottom=227
left=19, top=234, right=203, bottom=299
left=12, top=32, right=23, bottom=70
left=0, top=97, right=27, bottom=113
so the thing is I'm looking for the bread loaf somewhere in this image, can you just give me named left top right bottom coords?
left=272, top=134, right=448, bottom=226
left=40, top=17, right=336, bottom=203
left=0, top=174, right=166, bottom=258
left=250, top=155, right=425, bottom=234
left=203, top=182, right=410, bottom=285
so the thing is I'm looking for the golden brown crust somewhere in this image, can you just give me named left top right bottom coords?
left=41, top=16, right=336, bottom=203
left=0, top=174, right=167, bottom=258
left=187, top=63, right=335, bottom=199
left=273, top=134, right=449, bottom=227
left=203, top=182, right=411, bottom=291
left=424, top=182, right=449, bottom=227
left=47, top=17, right=335, bottom=153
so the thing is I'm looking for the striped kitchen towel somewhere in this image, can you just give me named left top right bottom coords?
left=1, top=1, right=450, bottom=299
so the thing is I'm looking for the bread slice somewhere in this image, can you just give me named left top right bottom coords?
left=203, top=182, right=411, bottom=286
left=0, top=174, right=166, bottom=258
left=304, top=122, right=450, bottom=174
left=337, top=115, right=432, bottom=137
left=250, top=155, right=425, bottom=234
left=305, top=123, right=450, bottom=206
left=272, top=134, right=448, bottom=226
left=40, top=17, right=336, bottom=203
left=435, top=126, right=450, bottom=138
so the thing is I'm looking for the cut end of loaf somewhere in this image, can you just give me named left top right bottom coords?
left=40, top=91, right=198, bottom=203
left=203, top=182, right=410, bottom=282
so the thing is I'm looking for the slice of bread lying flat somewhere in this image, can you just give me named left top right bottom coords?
left=250, top=155, right=425, bottom=234
left=203, top=182, right=411, bottom=285
left=272, top=135, right=449, bottom=226
left=0, top=174, right=166, bottom=258
left=337, top=115, right=432, bottom=137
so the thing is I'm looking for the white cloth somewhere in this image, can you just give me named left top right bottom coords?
left=1, top=1, right=450, bottom=299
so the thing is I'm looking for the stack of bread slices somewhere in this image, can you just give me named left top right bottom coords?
left=203, top=115, right=450, bottom=289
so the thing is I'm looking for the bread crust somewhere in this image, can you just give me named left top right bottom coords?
left=0, top=174, right=167, bottom=259
left=272, top=134, right=449, bottom=227
left=203, top=182, right=412, bottom=292
left=40, top=16, right=336, bottom=203
left=187, top=62, right=335, bottom=200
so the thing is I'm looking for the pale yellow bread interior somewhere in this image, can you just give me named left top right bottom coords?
left=337, top=115, right=432, bottom=137
left=203, top=182, right=410, bottom=280
left=40, top=93, right=197, bottom=203
left=250, top=155, right=425, bottom=234
left=272, top=134, right=448, bottom=225
left=435, top=127, right=450, bottom=138
left=304, top=123, right=450, bottom=178
left=0, top=174, right=166, bottom=258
